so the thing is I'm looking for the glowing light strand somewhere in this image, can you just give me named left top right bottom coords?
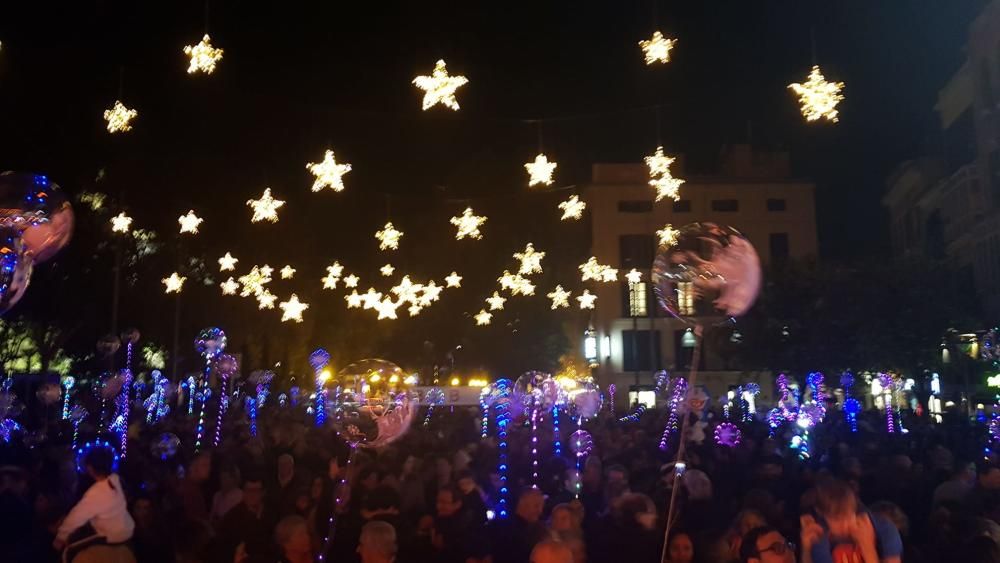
left=659, top=377, right=687, bottom=450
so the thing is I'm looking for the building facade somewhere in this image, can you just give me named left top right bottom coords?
left=582, top=144, right=818, bottom=406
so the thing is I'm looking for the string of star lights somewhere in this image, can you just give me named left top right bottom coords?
left=514, top=243, right=545, bottom=275
left=375, top=222, right=403, bottom=251
left=183, top=34, right=224, bottom=75
left=788, top=65, right=844, bottom=123
left=218, top=252, right=238, bottom=272
left=178, top=210, right=203, bottom=234
left=110, top=212, right=133, bottom=234
left=579, top=257, right=618, bottom=282
left=639, top=31, right=677, bottom=65
left=547, top=285, right=571, bottom=309
left=103, top=100, right=138, bottom=133
left=525, top=153, right=557, bottom=187
left=656, top=224, right=680, bottom=247
left=306, top=150, right=352, bottom=192
left=645, top=146, right=685, bottom=202
left=557, top=195, right=586, bottom=220
left=247, top=188, right=285, bottom=223
left=413, top=59, right=468, bottom=111
left=450, top=207, right=487, bottom=240
left=162, top=272, right=186, bottom=294
left=576, top=290, right=597, bottom=310
left=279, top=294, right=309, bottom=323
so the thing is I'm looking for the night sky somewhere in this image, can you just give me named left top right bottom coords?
left=0, top=1, right=987, bottom=372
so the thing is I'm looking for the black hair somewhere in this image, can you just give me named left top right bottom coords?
left=739, top=526, right=780, bottom=562
left=84, top=447, right=115, bottom=477
left=363, top=485, right=401, bottom=512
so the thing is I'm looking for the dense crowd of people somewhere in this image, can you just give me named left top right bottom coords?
left=1, top=392, right=1000, bottom=562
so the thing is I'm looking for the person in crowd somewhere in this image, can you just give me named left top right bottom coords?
left=433, top=485, right=475, bottom=562
left=275, top=514, right=313, bottom=563
left=215, top=473, right=277, bottom=562
left=457, top=468, right=489, bottom=524
left=739, top=526, right=796, bottom=563
left=130, top=496, right=174, bottom=563
left=210, top=464, right=244, bottom=526
left=270, top=453, right=301, bottom=517
left=933, top=460, right=977, bottom=506
left=491, top=487, right=548, bottom=563
left=726, top=510, right=768, bottom=562
left=803, top=479, right=902, bottom=563
left=178, top=452, right=212, bottom=526
left=358, top=520, right=398, bottom=563
left=530, top=539, right=575, bottom=563
left=666, top=531, right=694, bottom=563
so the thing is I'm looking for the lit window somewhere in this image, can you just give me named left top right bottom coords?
left=677, top=282, right=694, bottom=316
left=628, top=282, right=648, bottom=317
left=681, top=328, right=697, bottom=348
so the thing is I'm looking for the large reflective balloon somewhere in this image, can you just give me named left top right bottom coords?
left=652, top=223, right=761, bottom=323
left=0, top=173, right=74, bottom=264
left=0, top=228, right=33, bottom=314
left=333, top=359, right=416, bottom=448
left=513, top=371, right=550, bottom=414
left=567, top=381, right=603, bottom=420
left=194, top=328, right=227, bottom=359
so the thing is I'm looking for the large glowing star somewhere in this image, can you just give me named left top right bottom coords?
left=486, top=292, right=506, bottom=311
left=547, top=285, right=571, bottom=309
left=380, top=264, right=395, bottom=277
left=280, top=265, right=296, bottom=279
left=279, top=294, right=309, bottom=322
left=514, top=243, right=545, bottom=275
left=557, top=195, right=586, bottom=220
left=103, top=100, right=138, bottom=133
left=306, top=150, right=352, bottom=192
left=183, top=34, right=224, bottom=75
left=576, top=290, right=597, bottom=310
left=579, top=257, right=617, bottom=283
left=247, top=188, right=285, bottom=223
left=525, top=153, right=557, bottom=187
left=656, top=224, right=680, bottom=247
left=450, top=207, right=487, bottom=240
left=376, top=298, right=399, bottom=320
left=220, top=277, right=239, bottom=295
left=162, top=272, right=186, bottom=294
left=413, top=59, right=468, bottom=111
left=445, top=272, right=462, bottom=288
left=257, top=290, right=278, bottom=310
left=362, top=288, right=383, bottom=309
left=375, top=222, right=403, bottom=251
left=345, top=290, right=363, bottom=309
left=788, top=65, right=845, bottom=123
left=110, top=212, right=133, bottom=234
left=178, top=210, right=203, bottom=234
left=474, top=309, right=493, bottom=326
left=645, top=146, right=685, bottom=202
left=639, top=31, right=677, bottom=65
left=218, top=253, right=238, bottom=272
left=238, top=265, right=273, bottom=297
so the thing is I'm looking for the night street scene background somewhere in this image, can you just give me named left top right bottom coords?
left=2, top=1, right=1000, bottom=563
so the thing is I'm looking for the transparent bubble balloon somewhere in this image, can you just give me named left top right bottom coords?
left=482, top=379, right=513, bottom=406
left=539, top=378, right=566, bottom=408
left=714, top=422, right=742, bottom=448
left=652, top=223, right=761, bottom=324
left=194, top=328, right=227, bottom=360
left=568, top=382, right=603, bottom=420
left=152, top=433, right=180, bottom=459
left=0, top=173, right=74, bottom=264
left=333, top=359, right=416, bottom=448
left=425, top=387, right=446, bottom=407
left=513, top=371, right=551, bottom=413
left=216, top=354, right=239, bottom=376
left=69, top=404, right=88, bottom=423
left=0, top=228, right=33, bottom=315
left=568, top=429, right=594, bottom=456
left=309, top=348, right=331, bottom=371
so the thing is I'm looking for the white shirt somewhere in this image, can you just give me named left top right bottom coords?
left=57, top=474, right=135, bottom=544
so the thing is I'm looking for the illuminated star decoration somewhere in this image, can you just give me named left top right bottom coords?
left=178, top=210, right=203, bottom=234
left=218, top=253, right=238, bottom=272
left=486, top=292, right=507, bottom=311
left=645, top=146, right=685, bottom=202
left=162, top=272, right=187, bottom=294
left=345, top=290, right=363, bottom=309
left=656, top=224, right=680, bottom=247
left=788, top=65, right=845, bottom=123
left=238, top=265, right=273, bottom=297
left=183, top=34, right=224, bottom=75
left=220, top=277, right=239, bottom=295
left=306, top=150, right=352, bottom=192
left=450, top=208, right=487, bottom=240
left=380, top=264, right=395, bottom=277
left=110, top=212, right=133, bottom=234
left=514, top=243, right=545, bottom=275
left=498, top=270, right=536, bottom=296
left=375, top=222, right=403, bottom=251
left=557, top=195, right=586, bottom=220
left=322, top=262, right=344, bottom=289
left=103, top=100, right=138, bottom=133
left=279, top=294, right=309, bottom=323
left=625, top=269, right=643, bottom=285
left=256, top=290, right=277, bottom=310
left=247, top=188, right=285, bottom=223
left=445, top=272, right=462, bottom=288
left=413, top=59, right=468, bottom=111
left=639, top=31, right=677, bottom=65
left=361, top=288, right=383, bottom=309
left=280, top=265, right=296, bottom=279
left=343, top=274, right=359, bottom=288
left=547, top=285, right=571, bottom=309
left=525, top=154, right=558, bottom=187
left=576, top=290, right=598, bottom=310
left=579, top=257, right=618, bottom=283
left=474, top=310, right=493, bottom=326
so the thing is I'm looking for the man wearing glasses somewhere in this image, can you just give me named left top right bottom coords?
left=739, top=526, right=797, bottom=563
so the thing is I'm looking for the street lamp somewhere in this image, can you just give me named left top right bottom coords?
left=584, top=327, right=598, bottom=368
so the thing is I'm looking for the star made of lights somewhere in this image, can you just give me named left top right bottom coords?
left=576, top=290, right=598, bottom=310
left=644, top=145, right=675, bottom=177
left=103, top=100, right=138, bottom=133
left=579, top=257, right=617, bottom=283
left=380, top=264, right=395, bottom=277
left=215, top=253, right=237, bottom=272
left=110, top=212, right=133, bottom=234
left=375, top=222, right=403, bottom=251
left=420, top=281, right=443, bottom=305
left=639, top=31, right=677, bottom=65
left=376, top=298, right=399, bottom=320
left=557, top=195, right=586, bottom=221
left=306, top=150, right=352, bottom=192
left=279, top=294, right=309, bottom=323
left=547, top=285, right=571, bottom=309
left=238, top=265, right=273, bottom=297
left=343, top=274, right=359, bottom=288
left=162, top=272, right=186, bottom=294
left=345, top=290, right=363, bottom=309
left=788, top=65, right=845, bottom=123
left=486, top=291, right=507, bottom=311
left=445, top=272, right=462, bottom=288
left=474, top=309, right=493, bottom=326
left=183, top=34, right=224, bottom=75
left=651, top=175, right=684, bottom=203
left=525, top=154, right=558, bottom=187
left=257, top=290, right=278, bottom=310
left=178, top=210, right=203, bottom=234
left=498, top=270, right=536, bottom=296
left=408, top=304, right=423, bottom=317
left=247, top=188, right=285, bottom=223
left=322, top=262, right=344, bottom=289
left=645, top=146, right=685, bottom=202
left=514, top=243, right=545, bottom=275
left=625, top=269, right=643, bottom=285
left=413, top=59, right=468, bottom=111
left=220, top=277, right=239, bottom=295
left=656, top=224, right=680, bottom=247
left=280, top=265, right=296, bottom=279
left=361, top=288, right=383, bottom=310
left=450, top=207, right=487, bottom=240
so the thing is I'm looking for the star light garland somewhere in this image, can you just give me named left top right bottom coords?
left=450, top=207, right=487, bottom=240
left=247, top=188, right=285, bottom=223
left=445, top=272, right=462, bottom=288
left=547, top=285, right=571, bottom=309
left=645, top=146, right=685, bottom=202
left=486, top=292, right=506, bottom=311
left=306, top=149, right=352, bottom=192
left=413, top=59, right=468, bottom=111
left=103, top=100, right=138, bottom=133
left=183, top=34, right=224, bottom=75
left=110, top=212, right=133, bottom=234
left=638, top=31, right=677, bottom=65
left=579, top=257, right=618, bottom=282
left=656, top=224, right=680, bottom=247
left=178, top=210, right=203, bottom=234
left=218, top=252, right=238, bottom=271
left=279, top=294, right=309, bottom=323
left=162, top=272, right=186, bottom=294
left=525, top=154, right=557, bottom=187
left=375, top=222, right=403, bottom=251
left=557, top=195, right=586, bottom=220
left=514, top=243, right=545, bottom=275
left=576, top=290, right=597, bottom=310
left=788, top=65, right=845, bottom=123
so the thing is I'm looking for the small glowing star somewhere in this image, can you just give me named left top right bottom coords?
left=162, top=272, right=186, bottom=294
left=110, top=212, right=133, bottom=234
left=375, top=222, right=403, bottom=251
left=247, top=188, right=285, bottom=223
left=103, top=100, right=138, bottom=133
left=788, top=65, right=845, bottom=123
left=306, top=150, right=352, bottom=192
left=279, top=294, right=309, bottom=323
left=557, top=195, right=586, bottom=220
left=183, top=34, right=224, bottom=75
left=474, top=310, right=493, bottom=326
left=579, top=257, right=617, bottom=283
left=280, top=265, right=296, bottom=279
left=257, top=290, right=278, bottom=310
left=514, top=243, right=545, bottom=275
left=656, top=224, right=680, bottom=247
left=343, top=274, right=359, bottom=288
left=625, top=269, right=643, bottom=285
left=413, top=59, right=468, bottom=111
left=220, top=277, right=239, bottom=295
left=486, top=291, right=506, bottom=311
left=345, top=290, right=363, bottom=309
left=576, top=290, right=597, bottom=310
left=450, top=207, right=487, bottom=240
left=178, top=210, right=203, bottom=234
left=445, top=272, right=462, bottom=288
left=380, top=264, right=395, bottom=277
left=525, top=153, right=557, bottom=187
left=639, top=31, right=677, bottom=65
left=547, top=285, right=571, bottom=309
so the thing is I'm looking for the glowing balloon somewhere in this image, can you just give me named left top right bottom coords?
left=35, top=383, right=61, bottom=405
left=0, top=229, right=32, bottom=315
left=309, top=348, right=331, bottom=371
left=482, top=379, right=513, bottom=406
left=843, top=397, right=861, bottom=416
left=714, top=422, right=742, bottom=447
left=568, top=382, right=603, bottom=419
left=425, top=387, right=446, bottom=406
left=333, top=359, right=416, bottom=447
left=101, top=373, right=125, bottom=399
left=0, top=172, right=74, bottom=264
left=216, top=354, right=239, bottom=376
left=652, top=223, right=761, bottom=323
left=121, top=328, right=141, bottom=345
left=568, top=429, right=594, bottom=456
left=513, top=371, right=551, bottom=413
left=194, top=328, right=227, bottom=359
